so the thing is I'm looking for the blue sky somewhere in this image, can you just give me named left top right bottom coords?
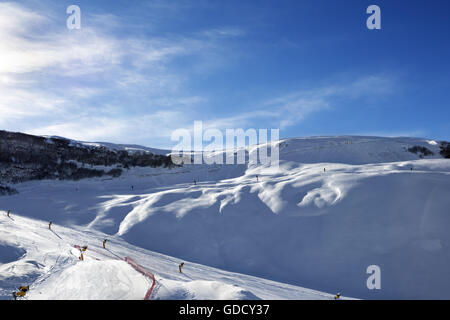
left=1, top=0, right=449, bottom=148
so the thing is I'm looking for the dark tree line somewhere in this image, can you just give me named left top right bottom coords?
left=0, top=130, right=176, bottom=184
left=440, top=142, right=450, bottom=158
left=407, top=145, right=434, bottom=157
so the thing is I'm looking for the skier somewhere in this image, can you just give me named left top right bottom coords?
left=193, top=180, right=196, bottom=185
left=13, top=286, right=29, bottom=299
left=48, top=221, right=52, bottom=230
left=256, top=175, right=259, bottom=182
left=324, top=168, right=326, bottom=172
left=7, top=210, right=10, bottom=218
left=103, top=239, right=107, bottom=249
left=179, top=262, right=185, bottom=273
left=81, top=245, right=88, bottom=252
left=131, top=185, right=134, bottom=190
left=79, top=252, right=84, bottom=261
left=334, top=292, right=341, bottom=300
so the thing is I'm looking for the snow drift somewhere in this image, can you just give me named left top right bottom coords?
left=1, top=135, right=450, bottom=299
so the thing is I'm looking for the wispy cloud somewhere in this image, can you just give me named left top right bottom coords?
left=0, top=2, right=399, bottom=147
left=26, top=111, right=187, bottom=144
left=199, top=74, right=395, bottom=132
left=200, top=26, right=246, bottom=38
left=0, top=1, right=244, bottom=145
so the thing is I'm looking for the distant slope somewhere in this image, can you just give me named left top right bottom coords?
left=77, top=141, right=170, bottom=156
left=198, top=135, right=445, bottom=168
left=0, top=130, right=175, bottom=184
left=41, top=135, right=170, bottom=155
left=263, top=136, right=443, bottom=164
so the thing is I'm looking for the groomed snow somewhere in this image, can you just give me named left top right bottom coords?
left=0, top=213, right=342, bottom=300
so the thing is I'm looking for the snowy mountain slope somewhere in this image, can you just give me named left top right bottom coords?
left=41, top=135, right=171, bottom=155
left=0, top=213, right=341, bottom=300
left=93, top=158, right=450, bottom=299
left=78, top=142, right=170, bottom=156
left=1, top=135, right=449, bottom=299
left=256, top=136, right=442, bottom=165
left=0, top=130, right=174, bottom=185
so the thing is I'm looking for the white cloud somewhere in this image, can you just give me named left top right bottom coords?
left=26, top=111, right=188, bottom=145
left=199, top=75, right=394, bottom=132
left=200, top=26, right=246, bottom=38
left=0, top=2, right=397, bottom=147
left=0, top=1, right=226, bottom=141
left=0, top=4, right=120, bottom=75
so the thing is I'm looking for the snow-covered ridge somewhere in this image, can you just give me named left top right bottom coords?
left=175, top=135, right=446, bottom=168
left=0, top=130, right=175, bottom=185
left=42, top=134, right=448, bottom=165
left=275, top=135, right=445, bottom=164
left=42, top=135, right=170, bottom=155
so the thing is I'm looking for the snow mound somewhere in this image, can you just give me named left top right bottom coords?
left=155, top=279, right=260, bottom=300
left=28, top=260, right=149, bottom=300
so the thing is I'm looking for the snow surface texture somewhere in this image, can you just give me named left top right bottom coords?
left=0, top=214, right=338, bottom=300
left=1, top=136, right=449, bottom=299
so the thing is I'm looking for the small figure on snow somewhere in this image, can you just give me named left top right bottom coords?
left=179, top=262, right=185, bottom=273
left=256, top=175, right=259, bottom=182
left=334, top=292, right=341, bottom=300
left=13, top=286, right=29, bottom=299
left=193, top=180, right=196, bottom=185
left=103, top=239, right=107, bottom=249
left=7, top=210, right=10, bottom=218
left=48, top=221, right=52, bottom=230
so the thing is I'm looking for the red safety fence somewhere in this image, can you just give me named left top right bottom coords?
left=124, top=256, right=156, bottom=300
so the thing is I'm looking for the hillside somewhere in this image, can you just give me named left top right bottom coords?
left=0, top=130, right=175, bottom=185
left=0, top=212, right=340, bottom=300
left=1, top=134, right=450, bottom=299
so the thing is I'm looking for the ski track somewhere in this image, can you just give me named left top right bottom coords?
left=0, top=213, right=343, bottom=300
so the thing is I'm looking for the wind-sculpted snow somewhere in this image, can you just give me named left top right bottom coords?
left=1, top=135, right=450, bottom=299
left=108, top=158, right=450, bottom=299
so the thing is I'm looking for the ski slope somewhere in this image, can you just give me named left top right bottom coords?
left=0, top=213, right=339, bottom=300
left=1, top=135, right=449, bottom=299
